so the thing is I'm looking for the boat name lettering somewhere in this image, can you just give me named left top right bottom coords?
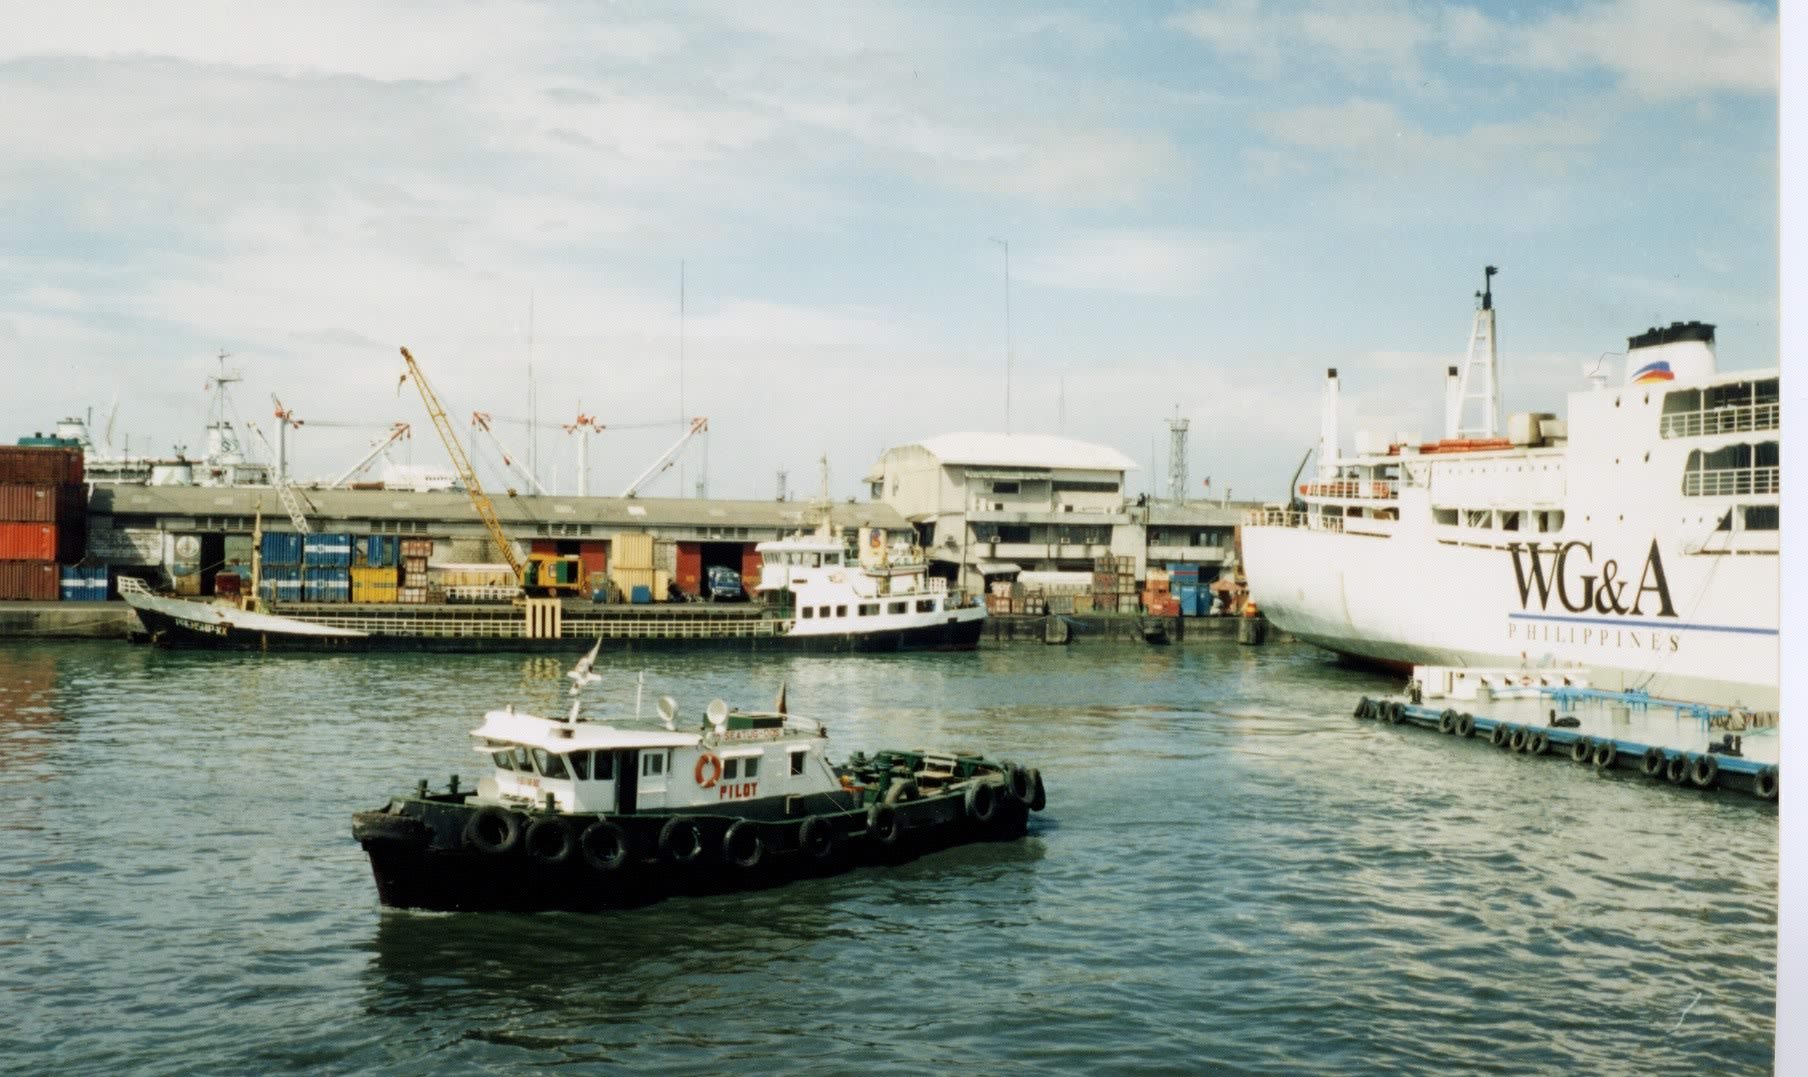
left=719, top=729, right=783, bottom=741
left=177, top=618, right=228, bottom=636
left=718, top=781, right=758, bottom=801
left=1505, top=539, right=1675, bottom=618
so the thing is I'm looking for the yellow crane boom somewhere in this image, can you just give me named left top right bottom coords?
left=398, top=346, right=528, bottom=588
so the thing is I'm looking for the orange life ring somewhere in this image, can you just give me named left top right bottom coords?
left=869, top=530, right=883, bottom=549
left=1518, top=675, right=1535, bottom=687
left=694, top=753, right=722, bottom=788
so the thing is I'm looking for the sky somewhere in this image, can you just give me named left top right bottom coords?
left=0, top=0, right=1781, bottom=504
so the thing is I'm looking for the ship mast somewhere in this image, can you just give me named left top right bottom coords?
left=1453, top=265, right=1501, bottom=439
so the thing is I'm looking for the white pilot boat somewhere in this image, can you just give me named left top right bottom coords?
left=351, top=642, right=1045, bottom=912
left=755, top=524, right=986, bottom=651
left=1241, top=271, right=1778, bottom=711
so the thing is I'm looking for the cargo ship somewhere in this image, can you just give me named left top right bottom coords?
left=1240, top=272, right=1778, bottom=710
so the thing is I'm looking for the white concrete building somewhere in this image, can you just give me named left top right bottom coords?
left=865, top=432, right=1142, bottom=593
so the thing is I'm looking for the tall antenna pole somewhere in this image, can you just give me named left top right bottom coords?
left=1166, top=409, right=1190, bottom=504
left=1455, top=265, right=1501, bottom=439
left=527, top=290, right=537, bottom=487
left=679, top=261, right=686, bottom=497
left=989, top=237, right=1013, bottom=434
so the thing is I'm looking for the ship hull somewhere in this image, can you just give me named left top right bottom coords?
left=1242, top=524, right=1777, bottom=710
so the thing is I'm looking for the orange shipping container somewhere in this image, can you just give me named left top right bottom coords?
left=0, top=484, right=84, bottom=524
left=0, top=522, right=57, bottom=561
left=0, top=447, right=83, bottom=485
left=0, top=560, right=58, bottom=600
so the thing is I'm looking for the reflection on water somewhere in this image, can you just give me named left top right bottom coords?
left=0, top=638, right=1776, bottom=1076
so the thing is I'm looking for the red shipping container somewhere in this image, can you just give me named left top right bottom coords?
left=740, top=547, right=763, bottom=592
left=0, top=447, right=83, bottom=485
left=577, top=541, right=608, bottom=593
left=0, top=484, right=85, bottom=524
left=674, top=543, right=702, bottom=596
left=0, top=560, right=59, bottom=601
left=0, top=522, right=56, bottom=560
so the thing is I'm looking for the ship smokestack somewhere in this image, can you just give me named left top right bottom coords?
left=1318, top=367, right=1340, bottom=481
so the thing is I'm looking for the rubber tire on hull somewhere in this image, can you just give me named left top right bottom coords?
left=1437, top=710, right=1458, bottom=735
left=1640, top=747, right=1667, bottom=779
left=659, top=816, right=706, bottom=864
left=884, top=781, right=918, bottom=806
left=965, top=780, right=998, bottom=824
left=1006, top=766, right=1033, bottom=804
left=1455, top=714, right=1476, bottom=739
left=578, top=820, right=629, bottom=871
left=1028, top=769, right=1047, bottom=812
left=1754, top=767, right=1779, bottom=801
left=1689, top=754, right=1719, bottom=789
left=1570, top=737, right=1594, bottom=764
left=867, top=803, right=901, bottom=846
left=524, top=817, right=575, bottom=865
left=1593, top=741, right=1619, bottom=770
left=798, top=816, right=837, bottom=860
left=463, top=807, right=522, bottom=855
left=1489, top=724, right=1511, bottom=748
left=1527, top=731, right=1550, bottom=757
left=1508, top=727, right=1529, bottom=753
left=1665, top=753, right=1691, bottom=785
left=1354, top=697, right=1373, bottom=720
left=722, top=820, right=765, bottom=870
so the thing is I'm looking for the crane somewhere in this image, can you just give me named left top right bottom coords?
left=563, top=412, right=603, bottom=497
left=328, top=423, right=412, bottom=489
left=621, top=417, right=708, bottom=498
left=471, top=412, right=549, bottom=495
left=398, top=347, right=527, bottom=589
left=242, top=420, right=313, bottom=534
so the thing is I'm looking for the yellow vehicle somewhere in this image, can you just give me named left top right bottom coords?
left=527, top=553, right=584, bottom=597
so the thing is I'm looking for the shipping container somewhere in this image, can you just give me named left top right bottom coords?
left=740, top=548, right=763, bottom=594
left=0, top=522, right=57, bottom=561
left=261, top=531, right=304, bottom=565
left=351, top=564, right=399, bottom=603
left=215, top=571, right=241, bottom=595
left=0, top=446, right=83, bottom=485
left=397, top=586, right=429, bottom=604
left=399, top=537, right=434, bottom=560
left=222, top=534, right=255, bottom=566
left=675, top=543, right=702, bottom=596
left=577, top=541, right=608, bottom=594
left=357, top=535, right=399, bottom=567
left=302, top=533, right=354, bottom=567
left=0, top=560, right=59, bottom=601
left=0, top=484, right=84, bottom=524
left=612, top=532, right=655, bottom=570
left=260, top=577, right=304, bottom=604
left=303, top=566, right=351, bottom=602
left=610, top=566, right=656, bottom=602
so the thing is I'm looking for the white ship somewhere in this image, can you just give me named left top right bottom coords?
left=755, top=524, right=986, bottom=651
left=1241, top=270, right=1778, bottom=710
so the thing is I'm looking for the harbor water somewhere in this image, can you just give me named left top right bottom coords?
left=0, top=639, right=1776, bottom=1074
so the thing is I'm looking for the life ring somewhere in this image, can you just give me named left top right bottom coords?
left=722, top=820, right=765, bottom=869
left=1688, top=754, right=1719, bottom=789
left=524, top=816, right=574, bottom=864
left=658, top=816, right=705, bottom=864
left=1592, top=741, right=1618, bottom=770
left=1028, top=768, right=1047, bottom=812
left=1753, top=766, right=1779, bottom=801
left=798, top=816, right=837, bottom=860
left=1517, top=675, right=1535, bottom=687
left=1488, top=723, right=1511, bottom=748
left=965, top=780, right=998, bottom=824
left=1354, top=696, right=1373, bottom=720
left=1437, top=709, right=1459, bottom=735
left=694, top=753, right=722, bottom=789
left=578, top=820, right=629, bottom=871
left=1664, top=753, right=1690, bottom=785
left=866, top=803, right=901, bottom=846
left=869, top=530, right=883, bottom=549
left=1455, top=714, right=1476, bottom=738
left=1570, top=737, right=1594, bottom=764
left=1639, top=747, right=1666, bottom=778
left=462, top=806, right=522, bottom=855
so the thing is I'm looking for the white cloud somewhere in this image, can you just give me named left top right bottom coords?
left=1019, top=231, right=1238, bottom=297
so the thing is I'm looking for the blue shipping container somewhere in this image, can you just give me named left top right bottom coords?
left=260, top=532, right=304, bottom=565
left=630, top=585, right=652, bottom=604
left=58, top=565, right=109, bottom=601
left=358, top=535, right=399, bottom=567
left=303, top=533, right=354, bottom=567
left=1174, top=583, right=1199, bottom=616
left=260, top=578, right=303, bottom=604
left=303, top=566, right=350, bottom=602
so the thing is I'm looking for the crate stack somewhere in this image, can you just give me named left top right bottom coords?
left=399, top=538, right=432, bottom=604
left=0, top=446, right=86, bottom=601
left=1141, top=567, right=1180, bottom=617
left=351, top=535, right=400, bottom=603
left=259, top=531, right=304, bottom=604
left=1091, top=555, right=1135, bottom=613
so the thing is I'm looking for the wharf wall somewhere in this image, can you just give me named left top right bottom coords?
left=0, top=601, right=141, bottom=638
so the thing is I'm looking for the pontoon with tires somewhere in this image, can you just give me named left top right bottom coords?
left=351, top=641, right=1046, bottom=912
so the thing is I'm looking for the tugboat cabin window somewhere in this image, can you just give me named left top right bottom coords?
left=723, top=755, right=760, bottom=780
left=511, top=747, right=532, bottom=772
left=569, top=751, right=590, bottom=780
left=642, top=754, right=664, bottom=778
left=790, top=750, right=807, bottom=776
left=1745, top=505, right=1780, bottom=531
left=531, top=748, right=569, bottom=780
left=491, top=751, right=514, bottom=769
left=587, top=751, right=613, bottom=780
left=824, top=553, right=841, bottom=565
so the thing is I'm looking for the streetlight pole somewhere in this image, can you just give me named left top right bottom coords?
left=989, top=237, right=1013, bottom=434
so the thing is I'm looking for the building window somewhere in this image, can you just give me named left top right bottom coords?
left=1052, top=480, right=1119, bottom=493
left=992, top=481, right=1020, bottom=494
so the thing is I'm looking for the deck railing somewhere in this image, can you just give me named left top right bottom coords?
left=1682, top=466, right=1780, bottom=497
left=290, top=610, right=793, bottom=640
left=1660, top=402, right=1779, bottom=439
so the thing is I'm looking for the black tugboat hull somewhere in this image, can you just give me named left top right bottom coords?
left=353, top=791, right=1033, bottom=913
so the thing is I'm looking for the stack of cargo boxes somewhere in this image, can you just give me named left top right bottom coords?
left=399, top=538, right=431, bottom=603
left=1091, top=555, right=1134, bottom=613
left=214, top=534, right=256, bottom=600
left=351, top=536, right=400, bottom=603
left=301, top=533, right=352, bottom=602
left=259, top=532, right=304, bottom=604
left=1167, top=563, right=1204, bottom=616
left=0, top=445, right=87, bottom=601
left=1141, top=568, right=1180, bottom=617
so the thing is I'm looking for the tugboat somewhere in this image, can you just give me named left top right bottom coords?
left=351, top=641, right=1047, bottom=912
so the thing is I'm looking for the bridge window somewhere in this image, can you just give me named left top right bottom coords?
left=916, top=599, right=934, bottom=612
left=531, top=748, right=569, bottom=780
left=888, top=601, right=907, bottom=614
left=1744, top=505, right=1779, bottom=531
left=643, top=753, right=664, bottom=778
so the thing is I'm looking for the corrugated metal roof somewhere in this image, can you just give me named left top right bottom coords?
left=906, top=433, right=1140, bottom=472
left=87, top=485, right=911, bottom=533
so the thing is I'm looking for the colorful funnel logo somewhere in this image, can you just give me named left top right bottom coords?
left=1630, top=359, right=1675, bottom=383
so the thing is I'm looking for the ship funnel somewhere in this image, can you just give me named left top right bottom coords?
left=1625, top=321, right=1716, bottom=385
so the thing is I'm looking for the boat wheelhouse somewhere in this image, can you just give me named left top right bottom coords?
left=755, top=524, right=986, bottom=650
